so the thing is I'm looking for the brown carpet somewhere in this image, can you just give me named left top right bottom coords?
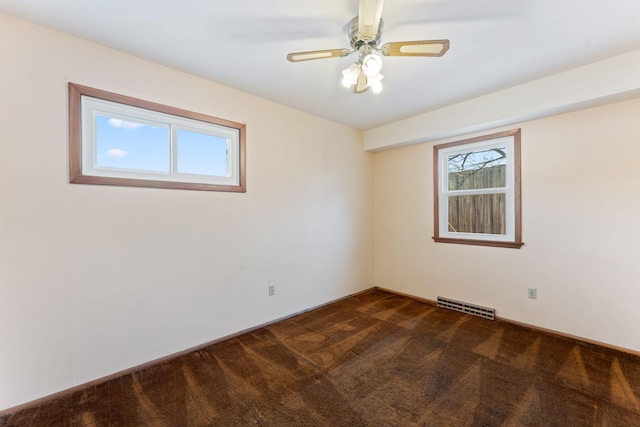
left=2, top=289, right=640, bottom=426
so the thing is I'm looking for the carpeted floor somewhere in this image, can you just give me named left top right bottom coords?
left=2, top=289, right=640, bottom=426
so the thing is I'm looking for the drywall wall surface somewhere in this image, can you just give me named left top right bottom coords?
left=0, top=14, right=373, bottom=410
left=374, top=96, right=640, bottom=352
left=364, top=49, right=640, bottom=151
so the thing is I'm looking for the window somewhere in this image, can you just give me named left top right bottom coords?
left=433, top=129, right=522, bottom=249
left=69, top=83, right=246, bottom=192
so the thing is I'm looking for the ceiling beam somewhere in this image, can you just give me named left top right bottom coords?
left=364, top=49, right=640, bottom=151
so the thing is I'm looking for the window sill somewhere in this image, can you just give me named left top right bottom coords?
left=432, top=237, right=524, bottom=249
left=71, top=175, right=246, bottom=192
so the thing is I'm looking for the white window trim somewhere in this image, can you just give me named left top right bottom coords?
left=433, top=129, right=523, bottom=249
left=69, top=83, right=246, bottom=192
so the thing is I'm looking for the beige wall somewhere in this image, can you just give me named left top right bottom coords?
left=0, top=14, right=374, bottom=410
left=374, top=96, right=640, bottom=352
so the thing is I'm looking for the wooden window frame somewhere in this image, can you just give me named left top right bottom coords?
left=433, top=129, right=523, bottom=249
left=69, top=83, right=246, bottom=192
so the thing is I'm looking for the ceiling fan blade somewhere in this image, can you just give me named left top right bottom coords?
left=286, top=49, right=352, bottom=62
left=380, top=40, right=450, bottom=57
left=354, top=70, right=369, bottom=94
left=358, top=0, right=385, bottom=41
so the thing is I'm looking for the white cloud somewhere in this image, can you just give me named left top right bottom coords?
left=105, top=148, right=128, bottom=157
left=108, top=118, right=144, bottom=129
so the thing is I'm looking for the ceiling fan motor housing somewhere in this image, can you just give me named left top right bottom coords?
left=349, top=16, right=383, bottom=50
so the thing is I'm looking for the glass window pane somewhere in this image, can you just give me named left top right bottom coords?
left=176, top=129, right=228, bottom=177
left=448, top=147, right=506, bottom=190
left=95, top=115, right=170, bottom=173
left=448, top=193, right=506, bottom=235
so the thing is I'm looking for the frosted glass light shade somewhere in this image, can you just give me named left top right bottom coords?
left=361, top=54, right=382, bottom=77
left=341, top=63, right=360, bottom=87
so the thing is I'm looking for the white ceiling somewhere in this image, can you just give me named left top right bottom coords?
left=2, top=0, right=640, bottom=130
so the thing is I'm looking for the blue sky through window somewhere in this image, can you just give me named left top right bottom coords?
left=96, top=116, right=170, bottom=173
left=176, top=129, right=228, bottom=176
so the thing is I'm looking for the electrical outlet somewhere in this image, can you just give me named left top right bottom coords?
left=528, top=288, right=537, bottom=299
left=268, top=285, right=275, bottom=296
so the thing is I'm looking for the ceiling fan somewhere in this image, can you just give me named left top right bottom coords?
left=286, top=0, right=450, bottom=94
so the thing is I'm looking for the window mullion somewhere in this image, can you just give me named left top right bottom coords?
left=445, top=187, right=509, bottom=197
left=170, top=124, right=177, bottom=176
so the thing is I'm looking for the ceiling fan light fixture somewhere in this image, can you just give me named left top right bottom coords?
left=361, top=53, right=382, bottom=77
left=367, top=72, right=384, bottom=93
left=341, top=62, right=360, bottom=88
left=342, top=60, right=384, bottom=93
left=370, top=80, right=383, bottom=94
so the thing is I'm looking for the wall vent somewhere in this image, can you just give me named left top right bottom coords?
left=437, top=296, right=495, bottom=320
